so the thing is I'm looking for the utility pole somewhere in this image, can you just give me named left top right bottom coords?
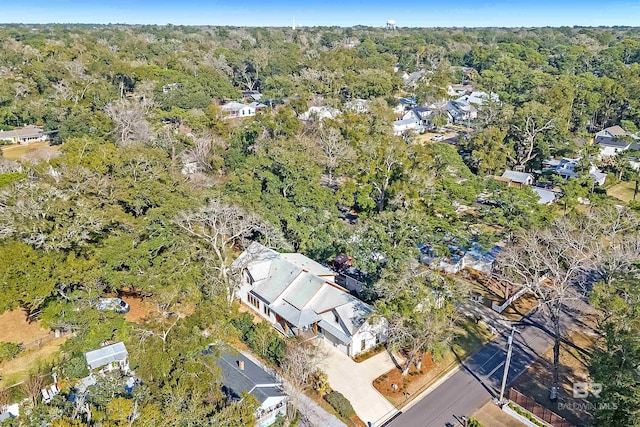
left=499, top=326, right=517, bottom=402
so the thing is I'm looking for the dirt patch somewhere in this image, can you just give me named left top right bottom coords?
left=0, top=336, right=68, bottom=388
left=121, top=296, right=157, bottom=324
left=511, top=330, right=597, bottom=426
left=0, top=309, right=50, bottom=344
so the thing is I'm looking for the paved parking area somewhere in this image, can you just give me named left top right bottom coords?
left=318, top=340, right=398, bottom=426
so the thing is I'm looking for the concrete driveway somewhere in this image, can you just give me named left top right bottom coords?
left=318, top=340, right=398, bottom=426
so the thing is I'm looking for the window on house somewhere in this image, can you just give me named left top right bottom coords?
left=375, top=333, right=381, bottom=345
left=361, top=339, right=366, bottom=350
left=248, top=294, right=260, bottom=309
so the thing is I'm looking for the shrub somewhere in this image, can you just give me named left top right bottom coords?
left=232, top=315, right=285, bottom=365
left=325, top=390, right=355, bottom=419
left=0, top=342, right=22, bottom=362
left=467, top=418, right=484, bottom=427
left=508, top=403, right=546, bottom=427
left=311, top=369, right=331, bottom=396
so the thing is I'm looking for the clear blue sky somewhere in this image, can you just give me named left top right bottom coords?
left=3, top=0, right=639, bottom=27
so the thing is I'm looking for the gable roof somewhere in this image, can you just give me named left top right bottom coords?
left=596, top=125, right=629, bottom=138
left=501, top=170, right=533, bottom=184
left=238, top=243, right=376, bottom=342
left=221, top=101, right=253, bottom=111
left=216, top=352, right=284, bottom=404
left=85, top=342, right=128, bottom=370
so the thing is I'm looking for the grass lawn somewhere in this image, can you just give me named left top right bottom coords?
left=373, top=318, right=493, bottom=407
left=511, top=330, right=597, bottom=426
left=607, top=181, right=637, bottom=202
left=0, top=336, right=68, bottom=389
left=1, top=142, right=59, bottom=161
left=472, top=401, right=526, bottom=427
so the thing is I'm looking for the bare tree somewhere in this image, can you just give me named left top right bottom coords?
left=182, top=133, right=228, bottom=173
left=104, top=99, right=154, bottom=146
left=280, top=342, right=327, bottom=421
left=510, top=108, right=555, bottom=168
left=495, top=217, right=595, bottom=397
left=21, top=374, right=45, bottom=405
left=175, top=200, right=287, bottom=303
left=317, top=128, right=351, bottom=186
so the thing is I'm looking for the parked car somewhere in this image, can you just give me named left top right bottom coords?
left=431, top=134, right=444, bottom=141
left=96, top=298, right=130, bottom=314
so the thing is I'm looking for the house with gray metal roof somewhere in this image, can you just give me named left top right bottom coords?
left=84, top=342, right=129, bottom=373
left=232, top=242, right=387, bottom=357
left=216, top=351, right=286, bottom=427
left=500, top=170, right=534, bottom=188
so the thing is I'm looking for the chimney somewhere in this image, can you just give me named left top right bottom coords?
left=238, top=360, right=245, bottom=370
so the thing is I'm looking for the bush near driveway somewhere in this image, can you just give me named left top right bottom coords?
left=324, top=390, right=355, bottom=418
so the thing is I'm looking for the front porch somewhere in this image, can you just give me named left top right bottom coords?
left=273, top=318, right=321, bottom=343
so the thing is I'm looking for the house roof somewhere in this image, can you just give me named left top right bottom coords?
left=237, top=242, right=376, bottom=340
left=216, top=352, right=284, bottom=404
left=532, top=187, right=556, bottom=204
left=280, top=253, right=335, bottom=277
left=0, top=125, right=45, bottom=140
left=221, top=101, right=252, bottom=111
left=501, top=170, right=533, bottom=184
left=85, top=342, right=128, bottom=370
left=596, top=125, right=629, bottom=138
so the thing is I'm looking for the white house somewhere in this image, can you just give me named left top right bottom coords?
left=393, top=117, right=423, bottom=136
left=544, top=157, right=607, bottom=186
left=456, top=91, right=499, bottom=107
left=84, top=342, right=129, bottom=374
left=232, top=242, right=388, bottom=357
left=221, top=102, right=256, bottom=119
left=0, top=125, right=48, bottom=145
left=216, top=351, right=286, bottom=427
left=298, top=106, right=341, bottom=121
left=594, top=125, right=640, bottom=158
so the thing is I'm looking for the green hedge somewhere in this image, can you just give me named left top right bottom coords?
left=508, top=402, right=546, bottom=427
left=324, top=390, right=355, bottom=419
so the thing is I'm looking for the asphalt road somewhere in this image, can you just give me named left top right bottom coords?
left=386, top=320, right=553, bottom=427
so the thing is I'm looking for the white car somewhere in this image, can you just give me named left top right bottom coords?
left=96, top=298, right=130, bottom=314
left=430, top=134, right=444, bottom=141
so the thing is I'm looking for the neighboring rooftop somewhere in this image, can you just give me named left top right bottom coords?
left=216, top=351, right=284, bottom=404
left=0, top=125, right=46, bottom=139
left=501, top=170, right=533, bottom=184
